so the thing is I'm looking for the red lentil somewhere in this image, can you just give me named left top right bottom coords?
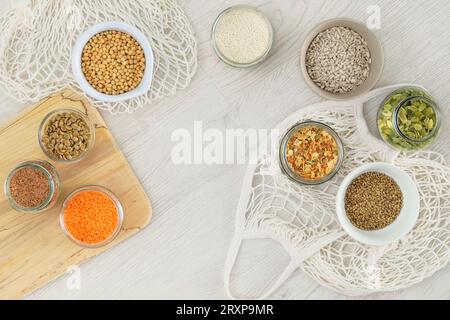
left=9, top=167, right=50, bottom=208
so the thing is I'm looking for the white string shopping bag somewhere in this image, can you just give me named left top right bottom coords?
left=224, top=84, right=450, bottom=299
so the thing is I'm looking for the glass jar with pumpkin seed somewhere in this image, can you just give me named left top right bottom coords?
left=377, top=86, right=441, bottom=151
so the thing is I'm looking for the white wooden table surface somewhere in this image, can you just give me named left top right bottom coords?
left=1, top=0, right=449, bottom=300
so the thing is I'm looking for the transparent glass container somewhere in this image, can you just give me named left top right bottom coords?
left=279, top=121, right=345, bottom=185
left=377, top=86, right=441, bottom=151
left=60, top=185, right=124, bottom=248
left=211, top=5, right=274, bottom=68
left=4, top=160, right=61, bottom=213
left=38, top=108, right=95, bottom=163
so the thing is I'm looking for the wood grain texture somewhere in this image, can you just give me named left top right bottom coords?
left=0, top=0, right=449, bottom=300
left=0, top=91, right=152, bottom=299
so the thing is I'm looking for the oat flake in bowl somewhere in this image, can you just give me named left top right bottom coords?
left=306, top=26, right=371, bottom=94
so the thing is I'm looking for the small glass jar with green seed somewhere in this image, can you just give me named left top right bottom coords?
left=377, top=86, right=441, bottom=151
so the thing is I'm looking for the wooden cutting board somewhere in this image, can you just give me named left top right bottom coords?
left=0, top=91, right=152, bottom=299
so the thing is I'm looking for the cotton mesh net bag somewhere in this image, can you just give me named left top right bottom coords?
left=224, top=84, right=450, bottom=299
left=0, top=0, right=197, bottom=114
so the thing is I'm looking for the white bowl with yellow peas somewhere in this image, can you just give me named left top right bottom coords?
left=72, top=21, right=154, bottom=103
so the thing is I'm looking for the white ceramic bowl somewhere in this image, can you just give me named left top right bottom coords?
left=72, top=21, right=154, bottom=103
left=336, top=162, right=420, bottom=246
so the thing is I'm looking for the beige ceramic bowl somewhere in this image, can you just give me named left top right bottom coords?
left=300, top=18, right=384, bottom=101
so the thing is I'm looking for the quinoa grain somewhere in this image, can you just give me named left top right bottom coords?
left=9, top=167, right=50, bottom=208
left=64, top=190, right=120, bottom=245
left=345, top=172, right=403, bottom=231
